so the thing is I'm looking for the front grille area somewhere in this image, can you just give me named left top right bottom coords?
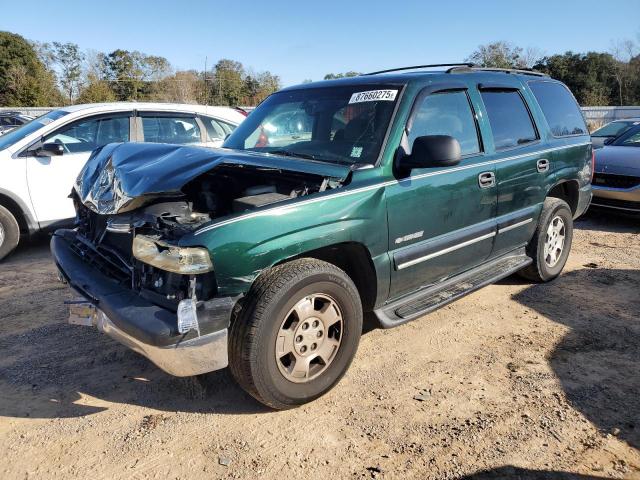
left=593, top=173, right=640, bottom=189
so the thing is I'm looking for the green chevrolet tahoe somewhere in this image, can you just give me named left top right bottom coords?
left=52, top=64, right=593, bottom=409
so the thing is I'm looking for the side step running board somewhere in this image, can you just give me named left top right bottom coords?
left=375, top=249, right=532, bottom=328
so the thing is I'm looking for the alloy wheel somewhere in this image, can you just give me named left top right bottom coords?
left=275, top=294, right=343, bottom=383
left=543, top=215, right=566, bottom=267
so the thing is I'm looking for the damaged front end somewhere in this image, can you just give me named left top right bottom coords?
left=52, top=142, right=349, bottom=376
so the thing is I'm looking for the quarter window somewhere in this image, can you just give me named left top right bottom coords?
left=528, top=81, right=587, bottom=137
left=201, top=116, right=236, bottom=141
left=141, top=116, right=201, bottom=144
left=480, top=90, right=538, bottom=150
left=44, top=116, right=130, bottom=154
left=409, top=90, right=481, bottom=156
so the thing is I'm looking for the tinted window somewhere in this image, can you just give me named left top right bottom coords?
left=45, top=116, right=130, bottom=154
left=615, top=125, right=640, bottom=147
left=529, top=81, right=587, bottom=137
left=409, top=91, right=480, bottom=156
left=481, top=90, right=538, bottom=150
left=201, top=116, right=236, bottom=141
left=142, top=116, right=201, bottom=144
left=591, top=120, right=638, bottom=138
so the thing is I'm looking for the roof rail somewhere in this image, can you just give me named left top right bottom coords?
left=362, top=63, right=475, bottom=76
left=447, top=66, right=547, bottom=77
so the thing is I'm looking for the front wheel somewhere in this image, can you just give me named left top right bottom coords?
left=229, top=258, right=363, bottom=409
left=0, top=205, right=20, bottom=262
left=519, top=197, right=573, bottom=282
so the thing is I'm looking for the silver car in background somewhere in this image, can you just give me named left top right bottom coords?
left=591, top=123, right=640, bottom=214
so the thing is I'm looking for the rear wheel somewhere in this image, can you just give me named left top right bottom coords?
left=0, top=205, right=20, bottom=261
left=229, top=258, right=363, bottom=409
left=519, top=197, right=573, bottom=282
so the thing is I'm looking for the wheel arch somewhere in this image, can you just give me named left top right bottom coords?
left=0, top=188, right=38, bottom=235
left=546, top=179, right=579, bottom=216
left=274, top=242, right=378, bottom=312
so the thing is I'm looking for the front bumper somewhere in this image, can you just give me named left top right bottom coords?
left=51, top=229, right=235, bottom=377
left=591, top=184, right=640, bottom=213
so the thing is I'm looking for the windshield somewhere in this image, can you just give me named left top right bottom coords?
left=591, top=120, right=639, bottom=138
left=0, top=110, right=69, bottom=151
left=223, top=85, right=401, bottom=165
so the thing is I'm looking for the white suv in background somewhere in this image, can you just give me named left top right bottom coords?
left=0, top=103, right=246, bottom=260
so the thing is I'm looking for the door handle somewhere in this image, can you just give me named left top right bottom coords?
left=537, top=158, right=550, bottom=173
left=478, top=171, right=495, bottom=189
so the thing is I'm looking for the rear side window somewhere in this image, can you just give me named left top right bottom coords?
left=409, top=90, right=481, bottom=156
left=528, top=81, right=587, bottom=137
left=480, top=90, right=538, bottom=150
left=201, top=116, right=236, bottom=141
left=141, top=116, right=201, bottom=144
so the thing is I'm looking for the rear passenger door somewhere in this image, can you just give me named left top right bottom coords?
left=386, top=84, right=496, bottom=299
left=138, top=113, right=204, bottom=145
left=478, top=86, right=547, bottom=256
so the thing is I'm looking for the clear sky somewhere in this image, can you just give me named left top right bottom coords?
left=1, top=0, right=638, bottom=86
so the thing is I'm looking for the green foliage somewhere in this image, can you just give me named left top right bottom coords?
left=76, top=74, right=116, bottom=103
left=0, top=31, right=62, bottom=106
left=323, top=71, right=360, bottom=80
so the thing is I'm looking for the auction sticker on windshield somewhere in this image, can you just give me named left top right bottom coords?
left=349, top=89, right=398, bottom=104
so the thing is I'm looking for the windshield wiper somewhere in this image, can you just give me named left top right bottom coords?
left=268, top=149, right=318, bottom=161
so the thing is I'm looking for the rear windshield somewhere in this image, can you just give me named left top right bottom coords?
left=224, top=85, right=401, bottom=165
left=0, top=110, right=69, bottom=151
left=528, top=81, right=587, bottom=137
left=591, top=120, right=639, bottom=138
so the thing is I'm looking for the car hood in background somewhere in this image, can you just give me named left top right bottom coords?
left=594, top=146, right=640, bottom=176
left=74, top=142, right=352, bottom=215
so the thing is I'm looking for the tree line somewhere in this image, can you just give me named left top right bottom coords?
left=1, top=31, right=638, bottom=108
left=0, top=31, right=281, bottom=107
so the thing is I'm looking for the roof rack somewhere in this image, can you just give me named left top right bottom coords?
left=446, top=66, right=547, bottom=77
left=362, top=63, right=475, bottom=76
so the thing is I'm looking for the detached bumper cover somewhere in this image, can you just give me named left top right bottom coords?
left=51, top=229, right=233, bottom=376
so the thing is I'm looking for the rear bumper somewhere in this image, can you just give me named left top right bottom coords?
left=51, top=229, right=234, bottom=377
left=575, top=184, right=593, bottom=219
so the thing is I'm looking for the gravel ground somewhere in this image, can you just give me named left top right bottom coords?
left=0, top=210, right=638, bottom=479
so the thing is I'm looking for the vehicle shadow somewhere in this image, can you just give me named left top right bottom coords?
left=458, top=466, right=609, bottom=479
left=512, top=267, right=640, bottom=450
left=577, top=209, right=640, bottom=235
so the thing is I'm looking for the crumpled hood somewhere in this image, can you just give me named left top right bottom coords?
left=74, top=142, right=351, bottom=214
left=594, top=146, right=640, bottom=176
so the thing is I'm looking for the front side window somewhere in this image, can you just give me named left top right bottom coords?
left=528, top=81, right=587, bottom=137
left=141, top=116, right=201, bottom=144
left=408, top=90, right=480, bottom=156
left=44, top=116, right=130, bottom=154
left=201, top=116, right=236, bottom=141
left=480, top=90, right=538, bottom=150
left=224, top=85, right=401, bottom=165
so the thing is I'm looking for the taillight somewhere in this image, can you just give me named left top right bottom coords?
left=591, top=150, right=595, bottom=182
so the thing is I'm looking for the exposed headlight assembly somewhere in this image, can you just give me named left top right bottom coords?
left=132, top=235, right=213, bottom=274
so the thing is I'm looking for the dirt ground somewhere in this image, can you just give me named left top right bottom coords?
left=0, top=210, right=638, bottom=480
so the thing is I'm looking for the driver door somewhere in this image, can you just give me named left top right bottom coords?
left=25, top=114, right=131, bottom=224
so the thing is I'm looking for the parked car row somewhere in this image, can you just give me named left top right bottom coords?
left=0, top=103, right=245, bottom=260
left=0, top=111, right=34, bottom=136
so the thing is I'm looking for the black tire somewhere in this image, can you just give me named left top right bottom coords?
left=519, top=197, right=573, bottom=282
left=229, top=258, right=363, bottom=409
left=0, top=205, right=20, bottom=261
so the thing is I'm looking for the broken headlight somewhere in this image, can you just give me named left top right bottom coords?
left=132, top=235, right=213, bottom=274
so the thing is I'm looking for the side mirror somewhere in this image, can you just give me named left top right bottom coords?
left=36, top=142, right=64, bottom=157
left=402, top=135, right=462, bottom=170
